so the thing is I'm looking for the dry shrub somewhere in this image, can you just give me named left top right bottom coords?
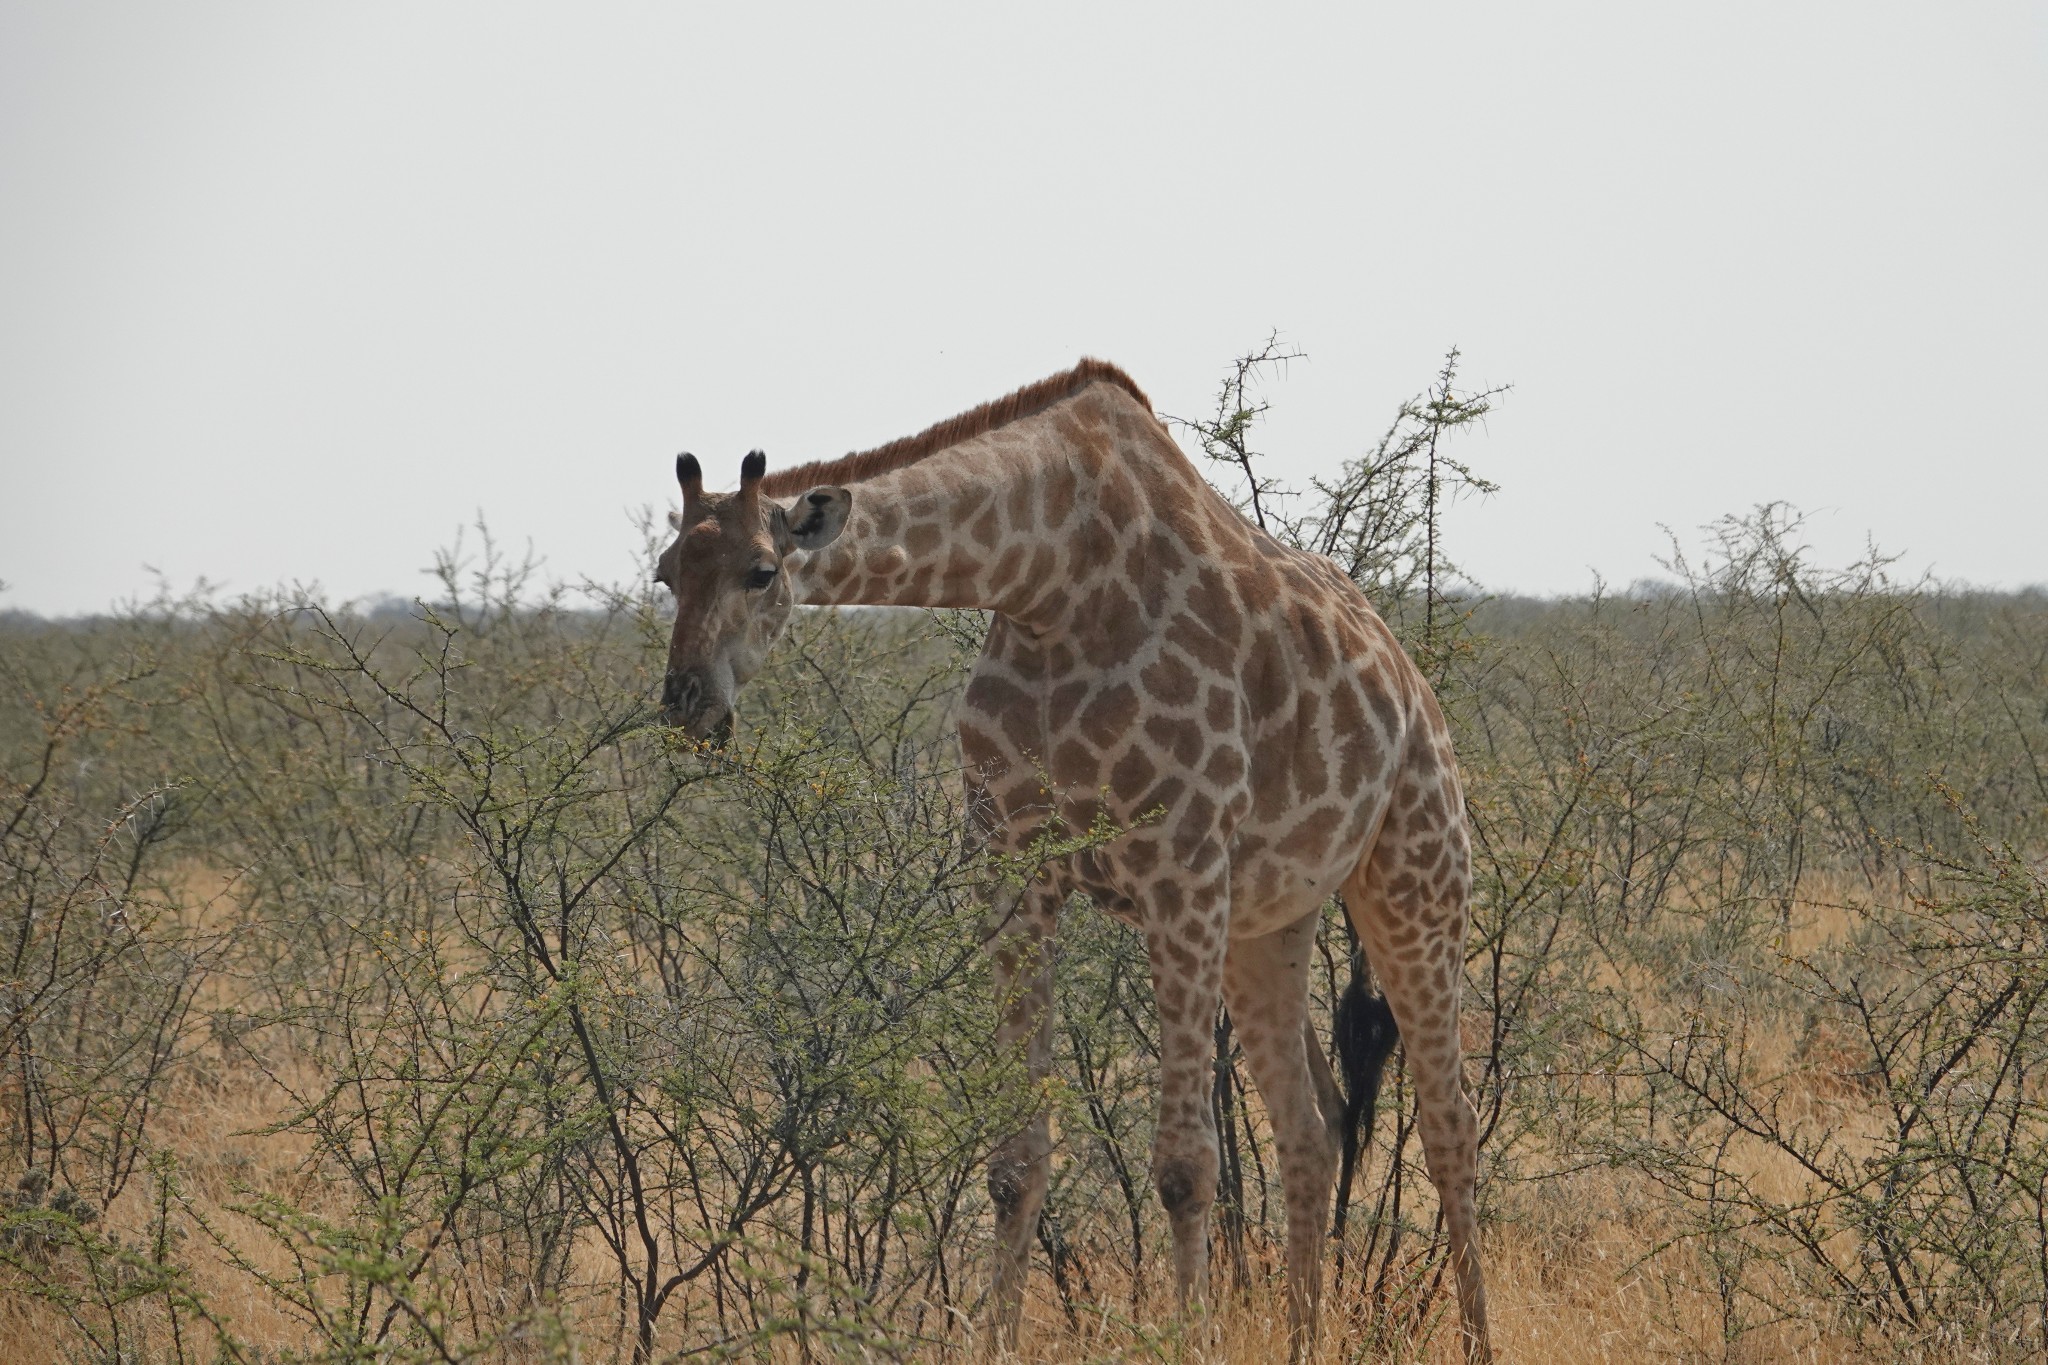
left=4, top=362, right=2047, bottom=1362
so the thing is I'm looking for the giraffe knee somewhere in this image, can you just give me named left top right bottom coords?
left=1440, top=1090, right=1480, bottom=1146
left=983, top=1129, right=1048, bottom=1227
left=988, top=1167, right=1027, bottom=1222
left=1419, top=1096, right=1480, bottom=1181
left=988, top=1150, right=1046, bottom=1223
left=1154, top=1155, right=1216, bottom=1220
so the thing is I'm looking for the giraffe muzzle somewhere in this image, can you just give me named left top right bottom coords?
left=658, top=669, right=734, bottom=742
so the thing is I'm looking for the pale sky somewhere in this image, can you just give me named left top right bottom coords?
left=3, top=3, right=2043, bottom=616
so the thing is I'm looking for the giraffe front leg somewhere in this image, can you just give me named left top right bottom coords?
left=1224, top=912, right=1338, bottom=1363
left=1141, top=878, right=1229, bottom=1335
left=986, top=883, right=1059, bottom=1352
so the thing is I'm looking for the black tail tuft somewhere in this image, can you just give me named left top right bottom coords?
left=1330, top=965, right=1399, bottom=1239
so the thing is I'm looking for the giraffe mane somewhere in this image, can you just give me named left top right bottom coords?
left=757, top=358, right=1153, bottom=497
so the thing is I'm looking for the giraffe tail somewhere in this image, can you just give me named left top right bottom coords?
left=1329, top=953, right=1399, bottom=1241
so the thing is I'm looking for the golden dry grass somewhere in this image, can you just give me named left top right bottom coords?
left=0, top=874, right=2007, bottom=1363
left=0, top=1059, right=1966, bottom=1365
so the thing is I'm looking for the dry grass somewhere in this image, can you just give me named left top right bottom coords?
left=0, top=875, right=2022, bottom=1363
left=7, top=1151, right=1902, bottom=1365
left=0, top=1049, right=1973, bottom=1364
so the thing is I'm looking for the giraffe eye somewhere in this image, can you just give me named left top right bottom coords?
left=744, top=563, right=778, bottom=591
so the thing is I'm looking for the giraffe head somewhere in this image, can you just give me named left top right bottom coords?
left=652, top=451, right=852, bottom=737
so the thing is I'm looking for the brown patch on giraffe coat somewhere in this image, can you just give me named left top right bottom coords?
left=1159, top=932, right=1202, bottom=974
left=1026, top=544, right=1058, bottom=585
left=1079, top=683, right=1140, bottom=749
left=946, top=561, right=987, bottom=603
left=1242, top=631, right=1286, bottom=713
left=1278, top=805, right=1343, bottom=862
left=1150, top=879, right=1185, bottom=919
left=1251, top=861, right=1282, bottom=907
left=1051, top=407, right=1095, bottom=452
left=1110, top=746, right=1156, bottom=798
left=1202, top=745, right=1245, bottom=788
left=1174, top=791, right=1217, bottom=851
left=1377, top=906, right=1421, bottom=947
left=1170, top=618, right=1237, bottom=675
left=1138, top=775, right=1186, bottom=817
left=1139, top=528, right=1186, bottom=578
left=1071, top=516, right=1117, bottom=574
left=1366, top=683, right=1403, bottom=747
left=1251, top=738, right=1291, bottom=812
left=1033, top=586, right=1070, bottom=618
left=965, top=673, right=1030, bottom=718
left=958, top=718, right=997, bottom=754
left=1048, top=678, right=1088, bottom=720
left=1051, top=739, right=1096, bottom=784
left=1405, top=836, right=1446, bottom=870
left=1041, top=461, right=1077, bottom=526
left=1078, top=582, right=1147, bottom=669
left=1204, top=685, right=1236, bottom=734
left=968, top=505, right=1001, bottom=548
left=1144, top=714, right=1204, bottom=769
left=1329, top=682, right=1384, bottom=790
left=1293, top=694, right=1329, bottom=800
left=991, top=543, right=1026, bottom=585
left=1184, top=563, right=1237, bottom=631
left=1141, top=653, right=1199, bottom=709
left=1098, top=468, right=1138, bottom=526
left=1005, top=476, right=1034, bottom=528
left=1294, top=606, right=1332, bottom=673
left=1001, top=631, right=1044, bottom=670
left=952, top=483, right=991, bottom=519
left=1415, top=783, right=1448, bottom=824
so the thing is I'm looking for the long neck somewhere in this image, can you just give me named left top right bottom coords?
left=790, top=425, right=1091, bottom=627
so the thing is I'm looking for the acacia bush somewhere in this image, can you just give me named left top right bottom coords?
left=2, top=358, right=2046, bottom=1362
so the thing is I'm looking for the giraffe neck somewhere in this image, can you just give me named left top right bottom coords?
left=789, top=426, right=1100, bottom=628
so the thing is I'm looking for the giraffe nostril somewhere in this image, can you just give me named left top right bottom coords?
left=661, top=671, right=717, bottom=728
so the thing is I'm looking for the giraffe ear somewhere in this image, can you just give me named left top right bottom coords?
left=781, top=486, right=852, bottom=552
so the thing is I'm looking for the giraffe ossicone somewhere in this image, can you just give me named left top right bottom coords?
left=651, top=360, right=1492, bottom=1363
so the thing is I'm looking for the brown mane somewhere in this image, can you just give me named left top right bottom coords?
left=757, top=358, right=1152, bottom=497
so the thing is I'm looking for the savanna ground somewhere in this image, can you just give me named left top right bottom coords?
left=5, top=352, right=2047, bottom=1362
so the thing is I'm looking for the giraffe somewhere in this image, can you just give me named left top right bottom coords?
left=652, top=360, right=1491, bottom=1362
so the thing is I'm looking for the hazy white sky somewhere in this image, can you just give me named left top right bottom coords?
left=3, top=3, right=2043, bottom=615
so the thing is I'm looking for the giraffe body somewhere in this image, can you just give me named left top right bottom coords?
left=655, top=362, right=1491, bottom=1362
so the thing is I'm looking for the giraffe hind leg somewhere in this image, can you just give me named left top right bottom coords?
left=1341, top=750, right=1493, bottom=1363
